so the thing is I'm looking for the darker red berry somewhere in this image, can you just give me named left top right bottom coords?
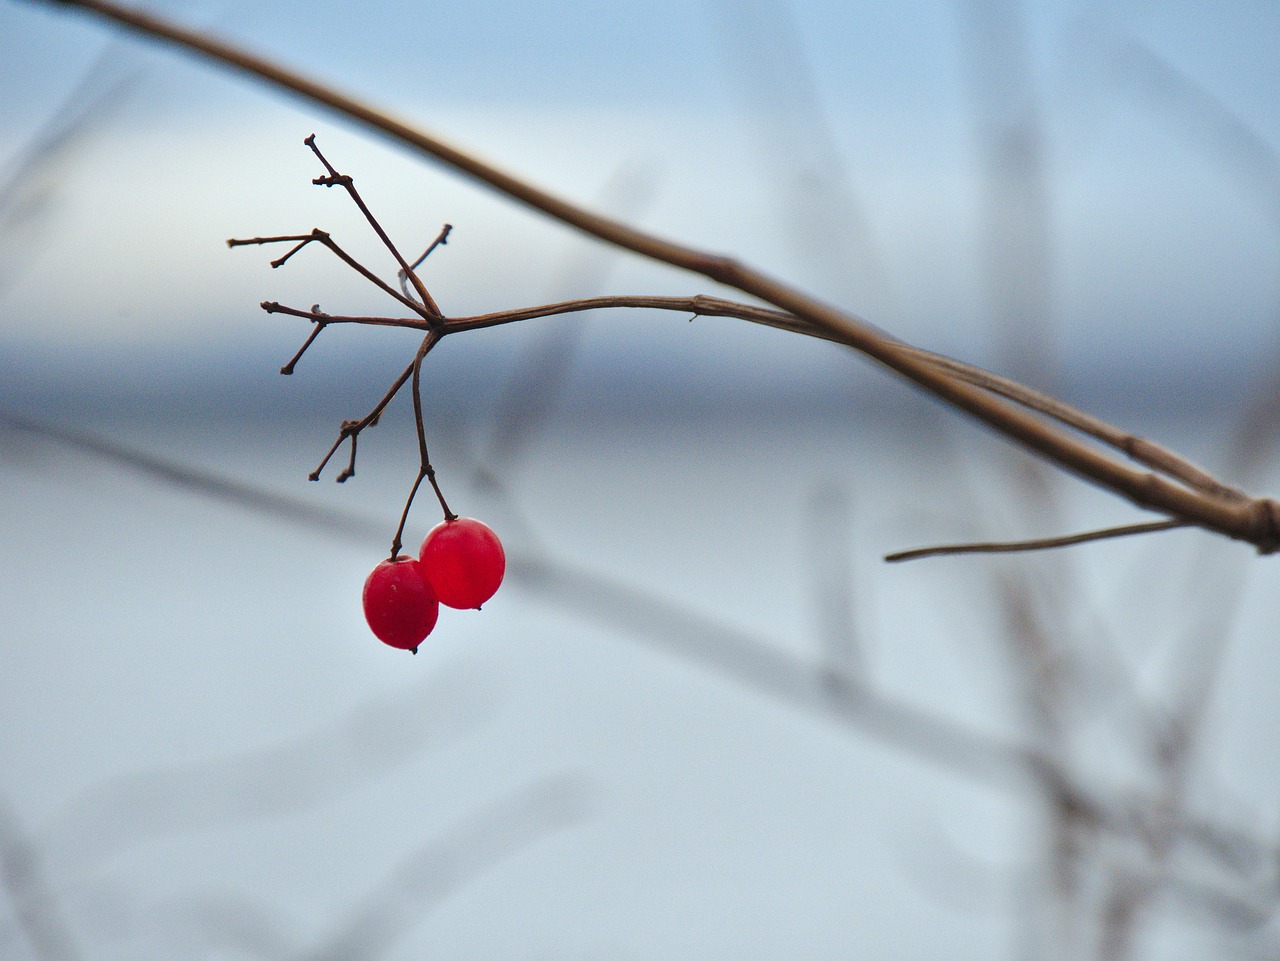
left=419, top=517, right=505, bottom=610
left=362, top=555, right=439, bottom=651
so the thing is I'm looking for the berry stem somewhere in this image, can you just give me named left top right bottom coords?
left=388, top=466, right=427, bottom=559
left=426, top=464, right=455, bottom=522
left=387, top=334, right=454, bottom=556
left=410, top=336, right=456, bottom=521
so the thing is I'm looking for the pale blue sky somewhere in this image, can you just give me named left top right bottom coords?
left=2, top=0, right=1279, bottom=417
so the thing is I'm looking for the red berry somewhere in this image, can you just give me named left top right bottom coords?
left=362, top=556, right=439, bottom=651
left=419, top=517, right=505, bottom=610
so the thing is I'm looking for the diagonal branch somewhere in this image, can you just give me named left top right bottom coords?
left=26, top=0, right=1280, bottom=553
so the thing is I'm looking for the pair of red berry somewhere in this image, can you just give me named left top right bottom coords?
left=362, top=517, right=505, bottom=652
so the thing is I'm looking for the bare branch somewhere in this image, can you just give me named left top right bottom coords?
left=308, top=350, right=428, bottom=483
left=229, top=229, right=433, bottom=320
left=386, top=335, right=453, bottom=559
left=301, top=134, right=442, bottom=317
left=35, top=0, right=1280, bottom=553
left=397, top=222, right=451, bottom=304
left=884, top=520, right=1191, bottom=563
left=258, top=290, right=1247, bottom=507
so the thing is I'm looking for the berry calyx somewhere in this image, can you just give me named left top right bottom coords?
left=362, top=555, right=439, bottom=651
left=419, top=517, right=505, bottom=610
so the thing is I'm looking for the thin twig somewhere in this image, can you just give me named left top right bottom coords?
left=387, top=334, right=450, bottom=558
left=884, top=520, right=1190, bottom=563
left=398, top=223, right=452, bottom=304
left=229, top=230, right=432, bottom=320
left=279, top=307, right=327, bottom=375
left=309, top=357, right=420, bottom=482
left=302, top=134, right=442, bottom=318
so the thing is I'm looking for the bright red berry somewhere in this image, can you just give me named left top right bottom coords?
left=362, top=556, right=439, bottom=651
left=419, top=517, right=505, bottom=610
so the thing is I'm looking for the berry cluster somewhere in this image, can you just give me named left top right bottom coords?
left=362, top=517, right=505, bottom=653
left=231, top=139, right=508, bottom=657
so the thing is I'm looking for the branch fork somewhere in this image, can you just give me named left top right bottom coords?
left=230, top=137, right=453, bottom=558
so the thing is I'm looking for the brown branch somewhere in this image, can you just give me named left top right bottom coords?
left=386, top=335, right=452, bottom=559
left=229, top=229, right=433, bottom=320
left=884, top=520, right=1191, bottom=563
left=278, top=306, right=327, bottom=375
left=307, top=339, right=437, bottom=483
left=302, top=133, right=442, bottom=318
left=398, top=222, right=452, bottom=304
left=260, top=293, right=1250, bottom=506
left=916, top=352, right=1248, bottom=502
left=31, top=0, right=1280, bottom=554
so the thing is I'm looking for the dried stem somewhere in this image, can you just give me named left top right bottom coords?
left=229, top=229, right=434, bottom=320
left=308, top=358, right=418, bottom=482
left=387, top=334, right=452, bottom=558
left=279, top=306, right=328, bottom=374
left=884, top=519, right=1190, bottom=563
left=302, top=134, right=442, bottom=318
left=233, top=185, right=453, bottom=507
left=413, top=373, right=455, bottom=525
left=399, top=223, right=452, bottom=304
left=263, top=293, right=1244, bottom=510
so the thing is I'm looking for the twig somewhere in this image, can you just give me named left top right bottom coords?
left=259, top=292, right=1246, bottom=505
left=229, top=229, right=432, bottom=320
left=301, top=134, right=442, bottom=318
left=33, top=0, right=1280, bottom=553
left=397, top=223, right=451, bottom=304
left=236, top=146, right=456, bottom=545
left=884, top=520, right=1190, bottom=563
left=308, top=355, right=421, bottom=483
left=278, top=305, right=327, bottom=375
left=386, top=335, right=453, bottom=559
